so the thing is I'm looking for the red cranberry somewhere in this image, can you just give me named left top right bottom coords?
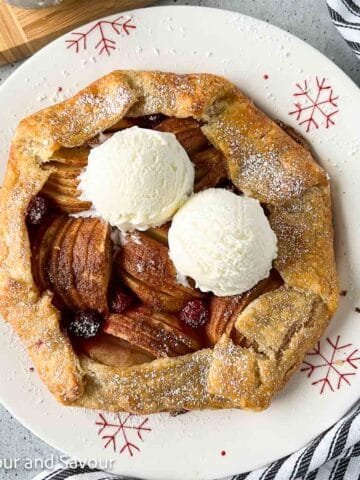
left=26, top=195, right=50, bottom=226
left=110, top=287, right=133, bottom=313
left=134, top=114, right=166, bottom=129
left=67, top=310, right=102, bottom=339
left=180, top=299, right=209, bottom=328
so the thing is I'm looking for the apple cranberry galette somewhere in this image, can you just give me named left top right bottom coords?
left=0, top=71, right=338, bottom=413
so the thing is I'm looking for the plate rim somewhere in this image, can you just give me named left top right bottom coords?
left=1, top=5, right=359, bottom=95
left=0, top=5, right=359, bottom=479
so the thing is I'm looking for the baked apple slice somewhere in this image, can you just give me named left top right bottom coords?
left=31, top=215, right=67, bottom=294
left=116, top=231, right=202, bottom=312
left=104, top=118, right=134, bottom=133
left=57, top=218, right=86, bottom=310
left=104, top=307, right=201, bottom=358
left=47, top=217, right=77, bottom=310
left=155, top=117, right=209, bottom=154
left=155, top=119, right=226, bottom=190
left=121, top=270, right=186, bottom=312
left=192, top=148, right=228, bottom=191
left=72, top=218, right=112, bottom=313
left=79, top=333, right=154, bottom=367
left=84, top=119, right=135, bottom=148
left=42, top=147, right=91, bottom=213
left=146, top=223, right=170, bottom=245
left=206, top=270, right=283, bottom=345
left=32, top=216, right=111, bottom=312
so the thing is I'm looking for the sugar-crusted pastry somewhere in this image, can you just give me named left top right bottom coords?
left=0, top=71, right=338, bottom=413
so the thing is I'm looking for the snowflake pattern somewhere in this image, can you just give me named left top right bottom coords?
left=301, top=336, right=360, bottom=394
left=289, top=76, right=339, bottom=132
left=66, top=16, right=136, bottom=56
left=95, top=413, right=151, bottom=456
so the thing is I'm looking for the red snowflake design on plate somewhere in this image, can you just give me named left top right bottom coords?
left=95, top=412, right=151, bottom=456
left=301, top=336, right=360, bottom=394
left=66, top=16, right=136, bottom=56
left=289, top=76, right=339, bottom=132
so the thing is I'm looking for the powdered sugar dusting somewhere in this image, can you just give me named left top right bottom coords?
left=204, top=115, right=322, bottom=203
left=241, top=151, right=305, bottom=200
left=50, top=84, right=134, bottom=141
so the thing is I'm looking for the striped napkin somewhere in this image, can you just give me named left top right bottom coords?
left=33, top=2, right=360, bottom=480
left=327, top=0, right=360, bottom=58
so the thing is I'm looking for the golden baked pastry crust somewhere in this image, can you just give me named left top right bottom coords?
left=0, top=71, right=338, bottom=412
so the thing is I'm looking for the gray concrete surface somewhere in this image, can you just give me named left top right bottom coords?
left=0, top=1, right=358, bottom=479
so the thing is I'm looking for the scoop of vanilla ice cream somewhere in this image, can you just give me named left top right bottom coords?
left=78, top=126, right=195, bottom=231
left=168, top=188, right=278, bottom=296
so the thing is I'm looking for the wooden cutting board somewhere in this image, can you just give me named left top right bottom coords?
left=0, top=0, right=154, bottom=65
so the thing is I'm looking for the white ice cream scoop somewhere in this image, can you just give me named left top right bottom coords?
left=168, top=188, right=278, bottom=296
left=78, top=126, right=194, bottom=231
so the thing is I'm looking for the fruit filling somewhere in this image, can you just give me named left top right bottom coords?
left=27, top=115, right=282, bottom=368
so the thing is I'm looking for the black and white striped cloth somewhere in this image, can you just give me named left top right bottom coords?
left=327, top=0, right=360, bottom=58
left=34, top=401, right=360, bottom=480
left=32, top=3, right=360, bottom=480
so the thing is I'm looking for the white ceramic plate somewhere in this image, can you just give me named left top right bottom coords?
left=0, top=6, right=359, bottom=480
